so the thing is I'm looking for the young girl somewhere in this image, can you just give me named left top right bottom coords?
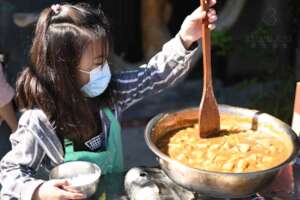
left=0, top=2, right=217, bottom=200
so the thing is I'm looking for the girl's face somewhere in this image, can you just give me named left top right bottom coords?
left=77, top=39, right=107, bottom=86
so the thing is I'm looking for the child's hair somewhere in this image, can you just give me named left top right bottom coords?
left=16, top=3, right=111, bottom=144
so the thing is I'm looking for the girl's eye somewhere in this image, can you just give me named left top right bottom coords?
left=95, top=62, right=103, bottom=66
left=95, top=60, right=107, bottom=68
left=91, top=64, right=102, bottom=70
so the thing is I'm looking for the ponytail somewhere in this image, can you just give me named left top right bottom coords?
left=31, top=8, right=51, bottom=73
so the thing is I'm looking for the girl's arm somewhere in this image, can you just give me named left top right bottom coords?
left=110, top=4, right=217, bottom=111
left=0, top=127, right=46, bottom=200
left=111, top=34, right=197, bottom=111
left=0, top=109, right=65, bottom=200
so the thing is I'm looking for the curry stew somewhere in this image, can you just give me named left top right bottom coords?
left=156, top=115, right=290, bottom=173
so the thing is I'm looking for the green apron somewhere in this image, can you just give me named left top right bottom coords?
left=64, top=107, right=124, bottom=175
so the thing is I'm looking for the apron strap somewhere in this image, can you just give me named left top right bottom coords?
left=102, top=107, right=117, bottom=123
left=64, top=139, right=74, bottom=153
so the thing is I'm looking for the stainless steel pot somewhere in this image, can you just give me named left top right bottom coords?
left=145, top=105, right=300, bottom=198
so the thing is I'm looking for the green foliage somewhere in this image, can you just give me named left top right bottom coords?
left=210, top=10, right=297, bottom=123
left=233, top=76, right=296, bottom=124
left=244, top=25, right=274, bottom=51
left=232, top=78, right=259, bottom=91
left=251, top=79, right=295, bottom=124
left=211, top=31, right=232, bottom=56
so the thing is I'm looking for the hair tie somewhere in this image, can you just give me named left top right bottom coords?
left=51, top=4, right=61, bottom=14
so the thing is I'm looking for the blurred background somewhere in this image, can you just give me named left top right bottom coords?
left=0, top=0, right=300, bottom=168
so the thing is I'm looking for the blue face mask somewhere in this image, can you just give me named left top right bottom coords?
left=80, top=62, right=111, bottom=97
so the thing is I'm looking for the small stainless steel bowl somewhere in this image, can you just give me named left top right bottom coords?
left=145, top=105, right=300, bottom=198
left=49, top=161, right=101, bottom=198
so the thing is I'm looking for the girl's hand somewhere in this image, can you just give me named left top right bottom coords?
left=179, top=0, right=218, bottom=49
left=33, top=179, right=87, bottom=200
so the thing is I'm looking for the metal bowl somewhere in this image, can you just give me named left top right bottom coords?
left=49, top=161, right=101, bottom=198
left=145, top=105, right=300, bottom=198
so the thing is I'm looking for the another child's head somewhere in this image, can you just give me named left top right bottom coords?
left=17, top=3, right=111, bottom=142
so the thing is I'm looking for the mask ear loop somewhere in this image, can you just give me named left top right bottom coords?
left=79, top=69, right=90, bottom=74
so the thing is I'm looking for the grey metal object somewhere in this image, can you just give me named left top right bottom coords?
left=49, top=161, right=101, bottom=198
left=125, top=167, right=194, bottom=200
left=13, top=13, right=38, bottom=28
left=145, top=105, right=300, bottom=198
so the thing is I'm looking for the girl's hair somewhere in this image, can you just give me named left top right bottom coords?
left=16, top=3, right=111, bottom=144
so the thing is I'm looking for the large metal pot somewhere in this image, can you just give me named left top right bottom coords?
left=145, top=105, right=300, bottom=198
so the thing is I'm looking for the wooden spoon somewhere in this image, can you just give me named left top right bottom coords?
left=198, top=0, right=220, bottom=138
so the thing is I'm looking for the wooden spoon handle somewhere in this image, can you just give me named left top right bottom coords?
left=200, top=0, right=212, bottom=90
